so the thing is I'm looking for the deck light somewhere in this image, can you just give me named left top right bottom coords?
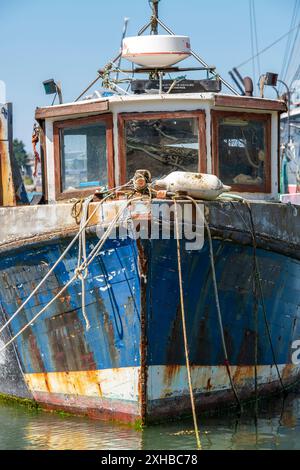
left=264, top=72, right=278, bottom=87
left=43, top=79, right=63, bottom=104
left=263, top=72, right=291, bottom=142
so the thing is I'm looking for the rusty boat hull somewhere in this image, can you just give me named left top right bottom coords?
left=0, top=200, right=300, bottom=425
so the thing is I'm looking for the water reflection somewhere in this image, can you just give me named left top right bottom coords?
left=1, top=389, right=300, bottom=450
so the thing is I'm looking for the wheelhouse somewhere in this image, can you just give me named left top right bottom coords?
left=35, top=92, right=286, bottom=204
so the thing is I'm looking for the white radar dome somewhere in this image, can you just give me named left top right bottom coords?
left=122, top=35, right=191, bottom=68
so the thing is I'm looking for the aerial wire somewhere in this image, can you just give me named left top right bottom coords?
left=284, top=22, right=300, bottom=89
left=280, top=0, right=298, bottom=85
left=249, top=0, right=256, bottom=86
left=282, top=2, right=300, bottom=92
left=280, top=0, right=300, bottom=92
left=235, top=20, right=300, bottom=69
left=252, top=0, right=261, bottom=82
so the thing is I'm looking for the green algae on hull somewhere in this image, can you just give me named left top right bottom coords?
left=0, top=392, right=40, bottom=410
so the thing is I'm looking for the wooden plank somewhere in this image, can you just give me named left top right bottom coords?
left=214, top=94, right=287, bottom=112
left=0, top=103, right=16, bottom=207
left=35, top=100, right=109, bottom=120
left=38, top=121, right=48, bottom=203
left=117, top=114, right=127, bottom=185
left=198, top=112, right=207, bottom=173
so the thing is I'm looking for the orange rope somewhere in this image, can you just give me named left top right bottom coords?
left=32, top=124, right=40, bottom=178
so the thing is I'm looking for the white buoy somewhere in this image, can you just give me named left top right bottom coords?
left=122, top=35, right=191, bottom=68
left=154, top=172, right=231, bottom=200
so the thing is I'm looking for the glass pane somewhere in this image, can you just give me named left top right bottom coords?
left=281, top=115, right=300, bottom=191
left=218, top=117, right=266, bottom=186
left=60, top=123, right=107, bottom=192
left=125, top=117, right=199, bottom=179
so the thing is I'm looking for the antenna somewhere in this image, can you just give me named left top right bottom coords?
left=75, top=0, right=240, bottom=100
left=150, top=0, right=160, bottom=34
left=116, top=17, right=130, bottom=83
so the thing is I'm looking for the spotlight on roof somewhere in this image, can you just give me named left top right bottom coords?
left=43, top=79, right=63, bottom=104
left=264, top=72, right=278, bottom=87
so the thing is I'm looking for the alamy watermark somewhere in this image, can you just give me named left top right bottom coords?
left=95, top=200, right=205, bottom=251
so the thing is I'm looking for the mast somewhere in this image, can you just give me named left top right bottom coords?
left=144, top=0, right=239, bottom=95
left=0, top=102, right=16, bottom=207
left=150, top=0, right=159, bottom=35
left=75, top=0, right=240, bottom=100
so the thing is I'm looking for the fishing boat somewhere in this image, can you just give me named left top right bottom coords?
left=280, top=79, right=300, bottom=203
left=1, top=1, right=300, bottom=426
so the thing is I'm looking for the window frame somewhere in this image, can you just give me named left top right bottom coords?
left=211, top=110, right=272, bottom=193
left=118, top=110, right=207, bottom=184
left=53, top=114, right=114, bottom=200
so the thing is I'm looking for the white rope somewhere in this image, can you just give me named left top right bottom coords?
left=0, top=197, right=137, bottom=354
left=77, top=195, right=94, bottom=331
left=0, top=198, right=99, bottom=336
left=0, top=185, right=129, bottom=336
left=0, top=277, right=76, bottom=354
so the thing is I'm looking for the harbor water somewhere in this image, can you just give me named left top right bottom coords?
left=1, top=388, right=300, bottom=450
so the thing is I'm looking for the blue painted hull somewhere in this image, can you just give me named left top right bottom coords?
left=0, top=218, right=300, bottom=423
left=147, top=239, right=300, bottom=367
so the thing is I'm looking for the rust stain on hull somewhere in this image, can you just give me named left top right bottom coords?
left=33, top=391, right=139, bottom=424
left=163, top=364, right=181, bottom=386
left=137, top=238, right=148, bottom=425
left=148, top=363, right=300, bottom=420
left=26, top=370, right=108, bottom=397
left=25, top=367, right=140, bottom=424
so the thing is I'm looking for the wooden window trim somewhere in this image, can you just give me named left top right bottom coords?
left=214, top=94, right=287, bottom=112
left=211, top=110, right=272, bottom=193
left=53, top=114, right=115, bottom=201
left=118, top=110, right=207, bottom=185
left=38, top=120, right=48, bottom=203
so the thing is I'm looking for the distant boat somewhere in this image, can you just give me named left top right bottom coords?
left=280, top=80, right=300, bottom=201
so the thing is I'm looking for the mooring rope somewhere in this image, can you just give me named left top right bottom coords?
left=174, top=199, right=202, bottom=450
left=0, top=196, right=139, bottom=353
left=220, top=193, right=287, bottom=396
left=184, top=195, right=242, bottom=411
left=0, top=301, right=26, bottom=381
left=0, top=184, right=129, bottom=337
left=223, top=197, right=286, bottom=394
left=244, top=201, right=286, bottom=394
left=76, top=195, right=94, bottom=331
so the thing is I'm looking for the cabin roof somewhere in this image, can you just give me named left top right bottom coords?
left=35, top=93, right=287, bottom=120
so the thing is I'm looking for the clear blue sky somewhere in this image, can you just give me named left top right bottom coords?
left=0, top=0, right=298, bottom=151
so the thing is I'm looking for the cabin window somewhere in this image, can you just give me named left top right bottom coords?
left=61, top=124, right=106, bottom=191
left=119, top=111, right=206, bottom=182
left=212, top=111, right=271, bottom=192
left=54, top=115, right=114, bottom=199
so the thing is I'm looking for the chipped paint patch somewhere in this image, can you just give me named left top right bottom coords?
left=148, top=364, right=300, bottom=401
